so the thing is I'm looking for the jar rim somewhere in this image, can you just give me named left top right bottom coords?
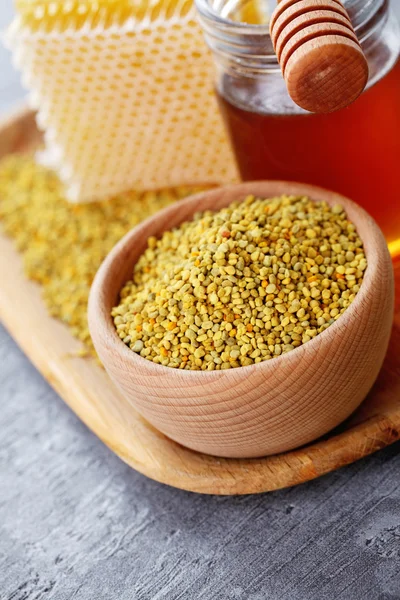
left=195, top=0, right=389, bottom=42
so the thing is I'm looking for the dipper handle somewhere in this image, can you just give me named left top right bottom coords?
left=270, top=0, right=369, bottom=113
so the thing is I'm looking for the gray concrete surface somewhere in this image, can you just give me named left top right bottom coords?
left=1, top=2, right=400, bottom=599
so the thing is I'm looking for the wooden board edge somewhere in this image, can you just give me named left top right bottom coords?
left=1, top=106, right=400, bottom=495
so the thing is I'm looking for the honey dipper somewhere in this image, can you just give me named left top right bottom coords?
left=270, top=0, right=369, bottom=113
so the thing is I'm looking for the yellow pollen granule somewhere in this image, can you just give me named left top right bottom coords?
left=0, top=155, right=208, bottom=356
left=113, top=194, right=367, bottom=371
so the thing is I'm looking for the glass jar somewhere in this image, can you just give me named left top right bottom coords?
left=196, top=0, right=400, bottom=249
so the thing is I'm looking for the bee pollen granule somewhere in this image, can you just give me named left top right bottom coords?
left=112, top=195, right=367, bottom=370
left=0, top=155, right=206, bottom=356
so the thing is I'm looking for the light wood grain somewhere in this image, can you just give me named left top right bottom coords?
left=1, top=108, right=400, bottom=494
left=270, top=0, right=369, bottom=113
left=274, top=10, right=355, bottom=60
left=270, top=0, right=349, bottom=40
left=89, top=181, right=394, bottom=458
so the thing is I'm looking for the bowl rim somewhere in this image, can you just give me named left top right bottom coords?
left=88, top=180, right=388, bottom=378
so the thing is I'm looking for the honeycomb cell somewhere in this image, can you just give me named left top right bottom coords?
left=6, top=2, right=238, bottom=202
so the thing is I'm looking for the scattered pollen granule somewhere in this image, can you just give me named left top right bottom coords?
left=0, top=155, right=207, bottom=355
left=113, top=194, right=367, bottom=370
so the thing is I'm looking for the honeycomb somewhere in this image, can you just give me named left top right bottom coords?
left=6, top=1, right=239, bottom=202
left=14, top=0, right=194, bottom=30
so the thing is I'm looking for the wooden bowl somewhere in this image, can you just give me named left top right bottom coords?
left=88, top=181, right=394, bottom=458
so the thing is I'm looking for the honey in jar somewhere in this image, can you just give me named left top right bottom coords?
left=196, top=0, right=400, bottom=250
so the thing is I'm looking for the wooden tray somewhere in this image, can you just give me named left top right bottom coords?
left=1, top=107, right=400, bottom=495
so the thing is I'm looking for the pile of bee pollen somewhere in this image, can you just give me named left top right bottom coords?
left=113, top=194, right=367, bottom=370
left=0, top=155, right=205, bottom=356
